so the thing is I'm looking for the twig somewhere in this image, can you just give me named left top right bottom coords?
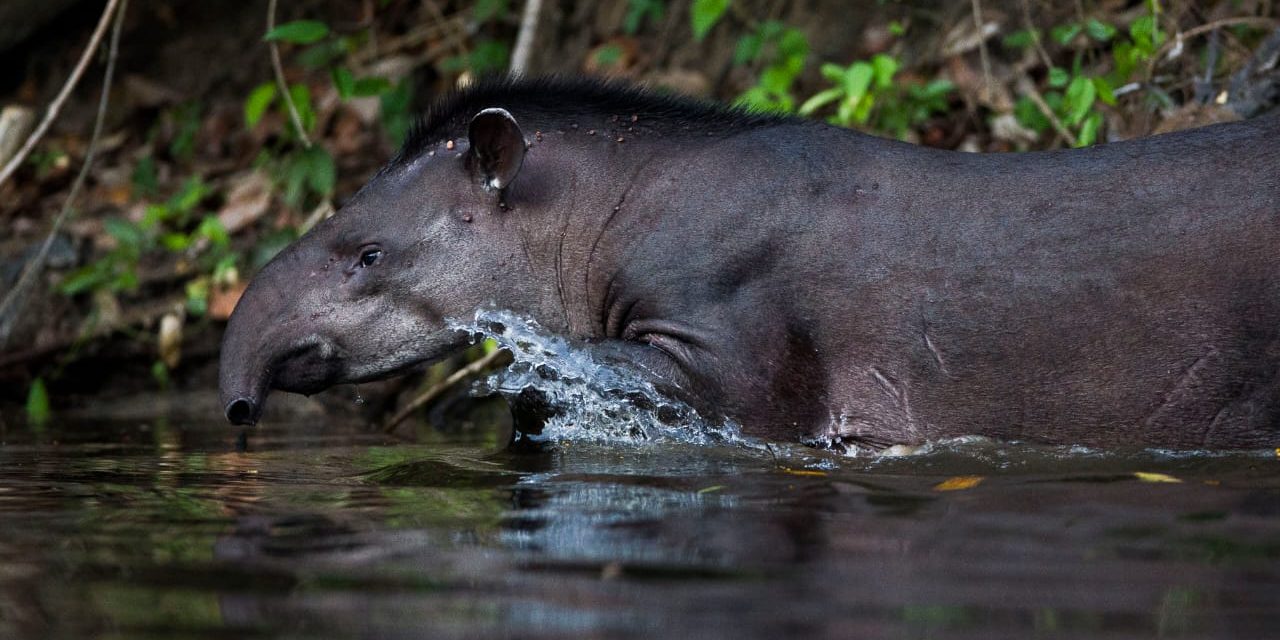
left=1020, top=0, right=1053, bottom=70
left=267, top=0, right=312, bottom=148
left=1153, top=17, right=1279, bottom=64
left=0, top=0, right=123, bottom=188
left=509, top=0, right=543, bottom=75
left=382, top=348, right=510, bottom=433
left=348, top=13, right=464, bottom=68
left=1016, top=74, right=1078, bottom=147
left=0, top=0, right=127, bottom=348
left=970, top=0, right=994, bottom=105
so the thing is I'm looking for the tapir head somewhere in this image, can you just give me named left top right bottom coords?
left=219, top=108, right=535, bottom=425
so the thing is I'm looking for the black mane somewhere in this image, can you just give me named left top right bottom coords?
left=392, top=75, right=792, bottom=166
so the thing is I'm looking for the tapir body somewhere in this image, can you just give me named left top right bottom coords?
left=221, top=78, right=1280, bottom=449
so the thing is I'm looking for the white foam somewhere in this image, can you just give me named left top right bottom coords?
left=449, top=310, right=747, bottom=447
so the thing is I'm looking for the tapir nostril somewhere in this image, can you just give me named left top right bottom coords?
left=225, top=398, right=257, bottom=426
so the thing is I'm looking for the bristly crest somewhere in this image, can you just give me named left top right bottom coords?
left=390, top=75, right=793, bottom=167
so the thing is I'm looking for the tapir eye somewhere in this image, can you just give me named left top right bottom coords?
left=358, top=248, right=383, bottom=268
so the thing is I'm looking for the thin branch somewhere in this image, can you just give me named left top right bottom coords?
left=970, top=0, right=994, bottom=105
left=1016, top=74, right=1078, bottom=147
left=0, top=0, right=128, bottom=348
left=1020, top=0, right=1053, bottom=70
left=382, top=348, right=510, bottom=433
left=267, top=0, right=312, bottom=148
left=0, top=0, right=123, bottom=187
left=509, top=0, right=543, bottom=75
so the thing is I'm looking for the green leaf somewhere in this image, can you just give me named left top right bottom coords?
left=1085, top=18, right=1116, bottom=42
left=1064, top=75, right=1097, bottom=125
left=380, top=78, right=413, bottom=145
left=734, top=33, right=763, bottom=65
left=840, top=62, right=874, bottom=101
left=1076, top=111, right=1102, bottom=147
left=1002, top=28, right=1038, bottom=49
left=1047, top=67, right=1070, bottom=88
left=104, top=218, right=144, bottom=250
left=798, top=87, right=843, bottom=116
left=871, top=54, right=899, bottom=89
left=288, top=83, right=316, bottom=133
left=623, top=0, right=664, bottom=34
left=244, top=83, right=277, bottom=127
left=25, top=378, right=50, bottom=429
left=888, top=20, right=906, bottom=37
left=1129, top=15, right=1163, bottom=54
left=197, top=216, right=230, bottom=247
left=185, top=279, right=209, bottom=316
left=1050, top=22, right=1082, bottom=46
left=331, top=67, right=355, bottom=99
left=1014, top=95, right=1050, bottom=133
left=151, top=361, right=171, bottom=388
left=691, top=0, right=730, bottom=41
left=170, top=176, right=207, bottom=213
left=305, top=147, right=335, bottom=196
left=264, top=20, right=330, bottom=45
left=132, top=155, right=158, bottom=197
left=1092, top=76, right=1117, bottom=106
left=160, top=232, right=191, bottom=252
left=58, top=265, right=107, bottom=296
left=352, top=76, right=391, bottom=97
left=473, top=0, right=508, bottom=22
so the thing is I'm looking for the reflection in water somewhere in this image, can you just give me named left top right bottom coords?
left=0, top=417, right=1278, bottom=639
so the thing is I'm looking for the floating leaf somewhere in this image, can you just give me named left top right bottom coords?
left=264, top=20, right=330, bottom=45
left=781, top=468, right=828, bottom=477
left=697, top=485, right=725, bottom=494
left=934, top=476, right=984, bottom=491
left=1134, top=471, right=1182, bottom=483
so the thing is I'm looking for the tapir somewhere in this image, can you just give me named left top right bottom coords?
left=220, top=77, right=1280, bottom=450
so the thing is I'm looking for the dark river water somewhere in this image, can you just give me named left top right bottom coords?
left=2, top=403, right=1279, bottom=639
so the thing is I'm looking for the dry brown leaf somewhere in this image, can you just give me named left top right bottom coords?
left=217, top=171, right=273, bottom=235
left=209, top=281, right=247, bottom=321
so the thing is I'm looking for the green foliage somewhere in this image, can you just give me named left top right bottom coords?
left=473, top=0, right=509, bottom=23
left=59, top=177, right=234, bottom=318
left=733, top=21, right=808, bottom=113
left=280, top=145, right=335, bottom=207
left=380, top=77, right=414, bottom=146
left=442, top=40, right=511, bottom=75
left=1012, top=1, right=1165, bottom=147
left=624, top=0, right=665, bottom=35
left=691, top=0, right=730, bottom=41
left=264, top=20, right=330, bottom=45
left=244, top=83, right=276, bottom=127
left=797, top=54, right=953, bottom=139
left=25, top=378, right=50, bottom=429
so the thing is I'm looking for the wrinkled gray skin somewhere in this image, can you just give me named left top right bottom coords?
left=221, top=83, right=1280, bottom=449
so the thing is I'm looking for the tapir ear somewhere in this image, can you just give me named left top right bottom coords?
left=467, top=107, right=526, bottom=192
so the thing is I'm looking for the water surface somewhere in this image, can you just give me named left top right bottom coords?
left=2, top=410, right=1278, bottom=639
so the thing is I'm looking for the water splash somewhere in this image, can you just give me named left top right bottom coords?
left=449, top=310, right=746, bottom=447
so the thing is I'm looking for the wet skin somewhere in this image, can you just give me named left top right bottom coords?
left=220, top=78, right=1280, bottom=449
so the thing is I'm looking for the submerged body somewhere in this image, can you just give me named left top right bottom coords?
left=220, top=78, right=1280, bottom=449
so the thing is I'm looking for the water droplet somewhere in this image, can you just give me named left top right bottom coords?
left=354, top=387, right=365, bottom=405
